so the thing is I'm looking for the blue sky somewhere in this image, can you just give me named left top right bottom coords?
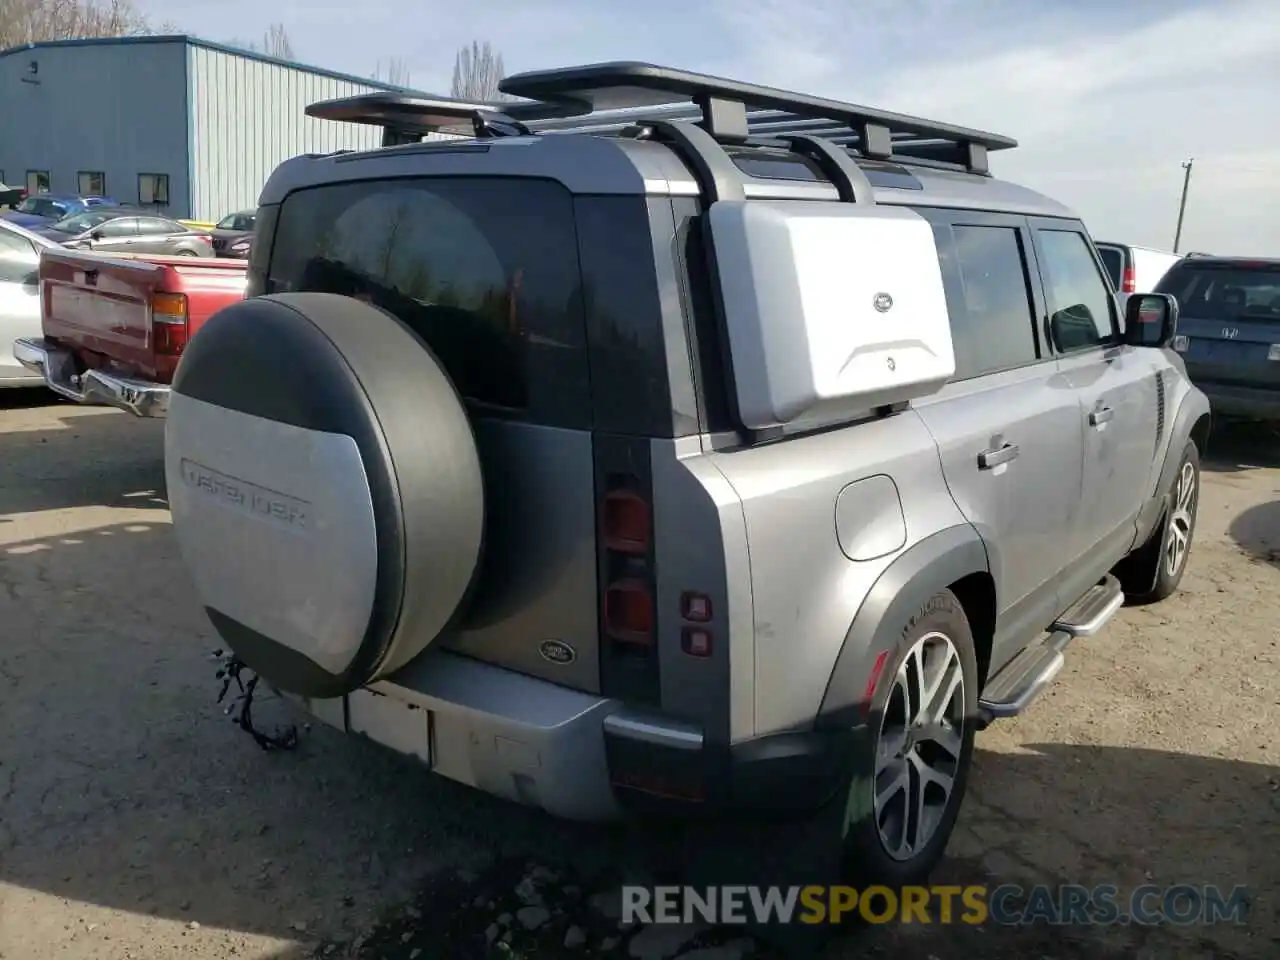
left=138, top=0, right=1280, bottom=255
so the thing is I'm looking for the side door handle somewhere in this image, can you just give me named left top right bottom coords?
left=978, top=442, right=1020, bottom=470
left=1089, top=406, right=1114, bottom=426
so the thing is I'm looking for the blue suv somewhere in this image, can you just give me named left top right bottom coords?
left=0, top=194, right=118, bottom=229
left=1156, top=256, right=1280, bottom=420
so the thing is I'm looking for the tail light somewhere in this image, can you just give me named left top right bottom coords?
left=604, top=578, right=654, bottom=645
left=151, top=291, right=190, bottom=356
left=597, top=464, right=660, bottom=703
left=1121, top=265, right=1136, bottom=293
left=602, top=489, right=650, bottom=554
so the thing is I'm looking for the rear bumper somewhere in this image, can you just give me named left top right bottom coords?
left=12, top=337, right=170, bottom=418
left=285, top=649, right=853, bottom=823
left=1194, top=380, right=1280, bottom=420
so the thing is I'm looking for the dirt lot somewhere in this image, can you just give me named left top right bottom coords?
left=0, top=390, right=1276, bottom=960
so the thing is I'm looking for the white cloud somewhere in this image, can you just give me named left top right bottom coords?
left=714, top=0, right=1280, bottom=254
left=136, top=0, right=1279, bottom=254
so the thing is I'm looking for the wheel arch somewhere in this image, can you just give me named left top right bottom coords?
left=1133, top=388, right=1210, bottom=547
left=1159, top=390, right=1211, bottom=506
left=816, top=524, right=992, bottom=730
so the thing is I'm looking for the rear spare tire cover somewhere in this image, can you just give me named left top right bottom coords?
left=164, top=292, right=485, bottom=698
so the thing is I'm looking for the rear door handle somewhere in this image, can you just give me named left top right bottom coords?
left=1089, top=406, right=1114, bottom=426
left=978, top=442, right=1019, bottom=470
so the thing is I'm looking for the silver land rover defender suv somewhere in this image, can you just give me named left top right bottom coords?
left=164, top=62, right=1211, bottom=890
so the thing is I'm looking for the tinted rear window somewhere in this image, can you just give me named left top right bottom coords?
left=1156, top=265, right=1280, bottom=322
left=266, top=176, right=590, bottom=427
left=1096, top=246, right=1124, bottom=290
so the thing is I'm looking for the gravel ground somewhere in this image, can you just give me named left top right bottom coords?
left=0, top=390, right=1276, bottom=960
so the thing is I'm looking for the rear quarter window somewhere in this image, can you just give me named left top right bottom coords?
left=266, top=176, right=591, bottom=428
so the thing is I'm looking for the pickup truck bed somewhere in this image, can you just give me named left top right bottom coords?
left=13, top=248, right=246, bottom=417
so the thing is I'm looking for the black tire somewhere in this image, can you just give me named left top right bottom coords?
left=1118, top=439, right=1200, bottom=605
left=837, top=588, right=979, bottom=893
left=174, top=249, right=199, bottom=256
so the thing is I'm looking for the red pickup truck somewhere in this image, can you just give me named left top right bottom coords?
left=13, top=248, right=247, bottom=417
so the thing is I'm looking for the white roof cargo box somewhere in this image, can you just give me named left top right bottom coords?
left=708, top=200, right=955, bottom=430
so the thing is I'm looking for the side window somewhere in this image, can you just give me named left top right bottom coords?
left=947, top=224, right=1041, bottom=379
left=1035, top=229, right=1118, bottom=353
left=1096, top=247, right=1124, bottom=291
left=99, top=218, right=137, bottom=238
left=268, top=177, right=590, bottom=428
left=0, top=230, right=39, bottom=284
left=138, top=217, right=179, bottom=234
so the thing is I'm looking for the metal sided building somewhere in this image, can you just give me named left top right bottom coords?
left=0, top=35, right=416, bottom=221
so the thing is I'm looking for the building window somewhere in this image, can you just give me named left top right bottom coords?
left=138, top=173, right=170, bottom=206
left=26, top=170, right=50, bottom=194
left=78, top=171, right=106, bottom=196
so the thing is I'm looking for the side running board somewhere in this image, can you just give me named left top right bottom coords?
left=1050, top=573, right=1124, bottom=637
left=976, top=630, right=1073, bottom=727
left=976, top=574, right=1124, bottom=729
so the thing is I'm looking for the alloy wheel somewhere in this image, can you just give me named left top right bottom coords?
left=869, top=631, right=966, bottom=862
left=1164, top=460, right=1196, bottom=579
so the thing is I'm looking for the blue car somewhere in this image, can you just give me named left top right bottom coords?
left=0, top=194, right=118, bottom=229
left=1156, top=255, right=1280, bottom=420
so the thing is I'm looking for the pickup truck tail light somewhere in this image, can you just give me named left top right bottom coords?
left=151, top=291, right=190, bottom=356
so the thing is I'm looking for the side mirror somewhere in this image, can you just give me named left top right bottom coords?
left=89, top=229, right=104, bottom=241
left=1123, top=293, right=1178, bottom=348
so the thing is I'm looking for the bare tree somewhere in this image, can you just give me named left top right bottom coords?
left=225, top=22, right=294, bottom=59
left=449, top=40, right=510, bottom=101
left=0, top=0, right=166, bottom=50
left=372, top=57, right=410, bottom=87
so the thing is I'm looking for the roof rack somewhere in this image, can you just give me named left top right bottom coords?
left=305, top=91, right=589, bottom=146
left=500, top=62, right=1016, bottom=176
left=304, top=62, right=1014, bottom=194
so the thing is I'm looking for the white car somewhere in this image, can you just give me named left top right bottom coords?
left=0, top=218, right=57, bottom=388
left=1095, top=241, right=1183, bottom=295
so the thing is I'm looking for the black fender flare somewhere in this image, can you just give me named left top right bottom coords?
left=1136, top=387, right=1212, bottom=545
left=816, top=524, right=990, bottom=731
left=1160, top=387, right=1212, bottom=492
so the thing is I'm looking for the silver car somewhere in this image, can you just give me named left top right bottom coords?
left=161, top=63, right=1211, bottom=901
left=0, top=218, right=57, bottom=387
left=36, top=210, right=215, bottom=257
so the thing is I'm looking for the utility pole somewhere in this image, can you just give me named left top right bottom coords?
left=1173, top=158, right=1194, bottom=253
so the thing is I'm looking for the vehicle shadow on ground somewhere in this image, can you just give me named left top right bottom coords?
left=0, top=387, right=75, bottom=413
left=0, top=403, right=166, bottom=516
left=242, top=742, right=1279, bottom=960
left=1202, top=419, right=1280, bottom=473
left=2, top=509, right=1274, bottom=960
left=1227, top=499, right=1280, bottom=568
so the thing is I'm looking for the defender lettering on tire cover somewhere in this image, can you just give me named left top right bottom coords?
left=164, top=292, right=486, bottom=699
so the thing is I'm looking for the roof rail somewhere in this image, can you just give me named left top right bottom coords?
left=304, top=91, right=588, bottom=145
left=500, top=61, right=1015, bottom=175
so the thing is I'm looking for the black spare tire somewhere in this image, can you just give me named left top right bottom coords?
left=164, top=292, right=485, bottom=698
